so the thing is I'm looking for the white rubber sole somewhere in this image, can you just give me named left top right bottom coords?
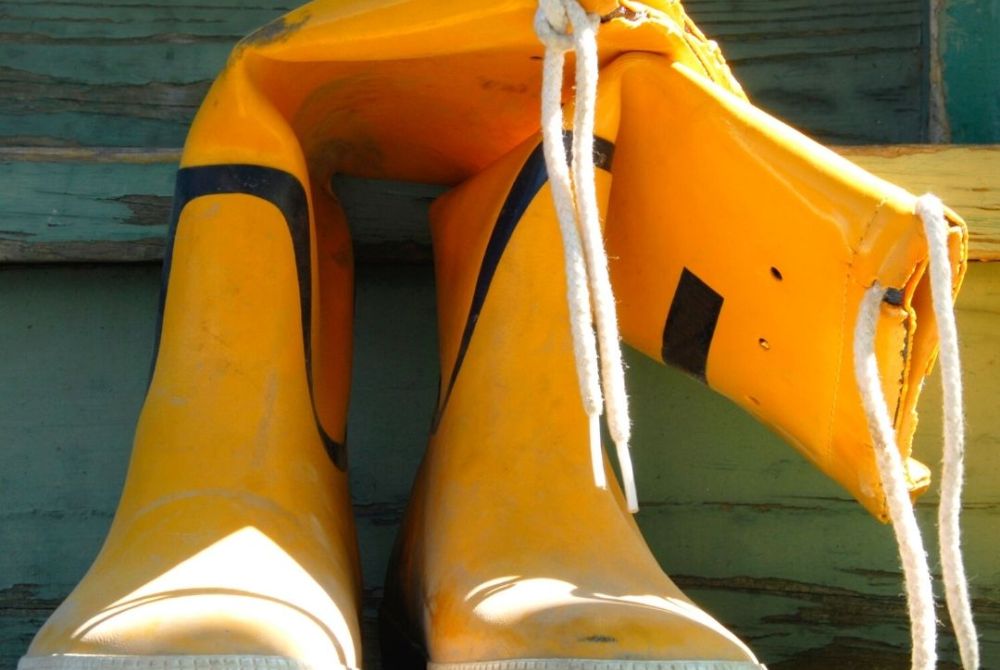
left=18, top=656, right=356, bottom=670
left=429, top=662, right=766, bottom=670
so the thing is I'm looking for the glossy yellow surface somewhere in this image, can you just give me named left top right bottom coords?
left=602, top=56, right=965, bottom=520
left=23, top=36, right=363, bottom=663
left=385, top=46, right=963, bottom=660
left=22, top=0, right=966, bottom=666
left=385, top=62, right=762, bottom=663
left=185, top=0, right=743, bottom=185
left=25, top=189, right=362, bottom=667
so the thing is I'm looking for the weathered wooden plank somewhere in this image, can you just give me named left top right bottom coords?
left=684, top=0, right=928, bottom=143
left=0, top=148, right=179, bottom=264
left=841, top=145, right=1000, bottom=261
left=2, top=145, right=997, bottom=263
left=937, top=0, right=1000, bottom=143
left=0, top=152, right=441, bottom=263
left=0, top=0, right=926, bottom=147
left=0, top=262, right=997, bottom=668
left=0, top=158, right=176, bottom=254
left=0, top=147, right=181, bottom=163
left=331, top=176, right=436, bottom=263
left=0, top=1, right=293, bottom=147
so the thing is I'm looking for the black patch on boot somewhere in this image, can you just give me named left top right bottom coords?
left=661, top=268, right=724, bottom=383
left=433, top=135, right=615, bottom=430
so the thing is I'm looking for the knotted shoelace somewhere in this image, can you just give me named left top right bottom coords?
left=534, top=2, right=979, bottom=666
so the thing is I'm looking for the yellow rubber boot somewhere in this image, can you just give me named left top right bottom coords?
left=19, top=57, right=363, bottom=670
left=19, top=4, right=746, bottom=668
left=18, top=0, right=968, bottom=666
left=186, top=0, right=962, bottom=519
left=600, top=55, right=966, bottom=520
left=380, top=44, right=967, bottom=664
left=380, top=59, right=764, bottom=669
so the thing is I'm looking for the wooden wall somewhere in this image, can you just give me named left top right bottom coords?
left=0, top=0, right=929, bottom=149
left=1, top=1, right=997, bottom=668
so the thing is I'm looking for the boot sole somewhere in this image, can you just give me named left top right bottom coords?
left=19, top=656, right=356, bottom=670
left=429, top=663, right=765, bottom=670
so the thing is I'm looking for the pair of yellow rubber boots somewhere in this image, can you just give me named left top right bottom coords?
left=20, top=1, right=966, bottom=669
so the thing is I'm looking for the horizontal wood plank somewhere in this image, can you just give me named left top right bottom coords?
left=840, top=145, right=1000, bottom=261
left=2, top=145, right=996, bottom=263
left=1, top=262, right=997, bottom=668
left=0, top=1, right=293, bottom=148
left=0, top=0, right=926, bottom=148
left=0, top=151, right=441, bottom=263
left=685, top=0, right=928, bottom=144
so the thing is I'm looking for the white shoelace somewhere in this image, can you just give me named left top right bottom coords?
left=855, top=194, right=979, bottom=669
left=534, top=8, right=977, bottom=665
left=535, top=0, right=637, bottom=512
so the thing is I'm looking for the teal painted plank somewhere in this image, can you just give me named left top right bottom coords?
left=647, top=507, right=999, bottom=668
left=0, top=264, right=158, bottom=668
left=0, top=0, right=928, bottom=147
left=685, top=0, right=928, bottom=143
left=0, top=111, right=193, bottom=150
left=1, top=262, right=998, bottom=668
left=0, top=43, right=233, bottom=85
left=0, top=3, right=294, bottom=39
left=939, top=0, right=1000, bottom=142
left=0, top=1, right=293, bottom=147
left=4, top=145, right=1000, bottom=262
left=7, top=145, right=1000, bottom=262
left=0, top=158, right=176, bottom=243
left=346, top=264, right=440, bottom=581
left=0, top=153, right=443, bottom=262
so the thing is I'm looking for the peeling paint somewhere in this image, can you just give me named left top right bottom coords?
left=240, top=11, right=310, bottom=48
left=110, top=194, right=173, bottom=227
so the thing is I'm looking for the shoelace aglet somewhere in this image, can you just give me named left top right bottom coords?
left=616, top=438, right=639, bottom=512
left=590, top=412, right=608, bottom=490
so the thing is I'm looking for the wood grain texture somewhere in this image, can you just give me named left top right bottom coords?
left=0, top=153, right=443, bottom=263
left=0, top=1, right=294, bottom=148
left=938, top=0, right=1000, bottom=143
left=2, top=145, right=997, bottom=263
left=0, top=262, right=996, bottom=668
left=841, top=145, right=1000, bottom=261
left=1, top=2, right=997, bottom=668
left=684, top=0, right=928, bottom=144
left=0, top=157, right=177, bottom=261
left=0, top=0, right=926, bottom=147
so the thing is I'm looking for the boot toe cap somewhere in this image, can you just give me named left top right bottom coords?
left=429, top=577, right=761, bottom=664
